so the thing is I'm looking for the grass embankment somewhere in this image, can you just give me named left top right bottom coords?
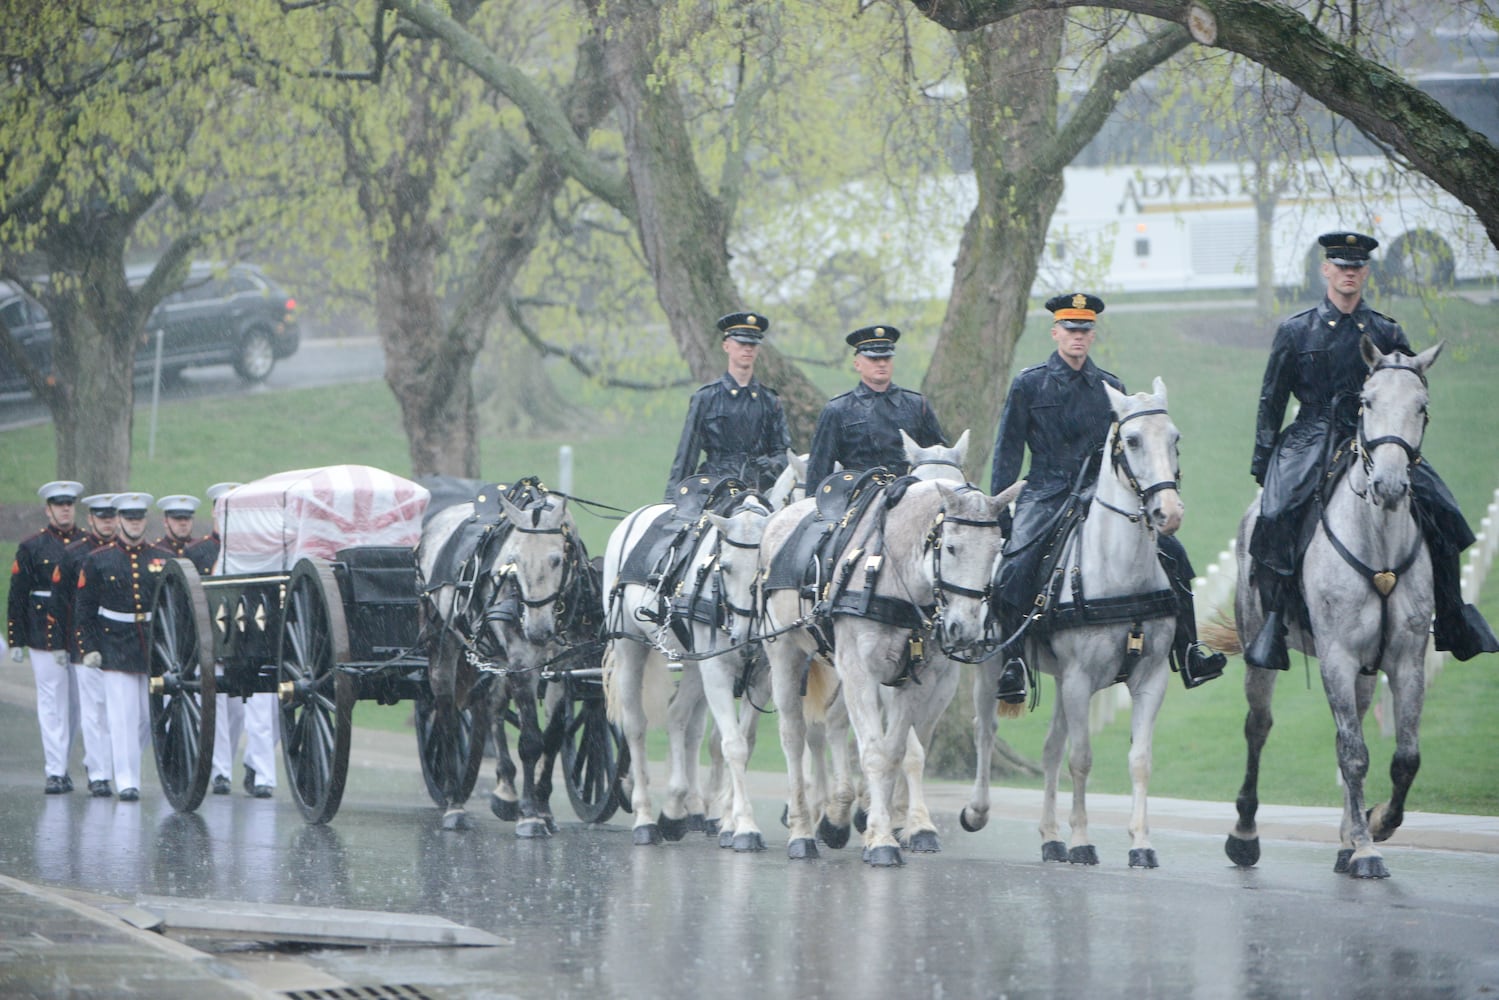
left=2, top=293, right=1495, bottom=814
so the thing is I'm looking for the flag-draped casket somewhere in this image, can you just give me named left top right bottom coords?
left=212, top=465, right=430, bottom=575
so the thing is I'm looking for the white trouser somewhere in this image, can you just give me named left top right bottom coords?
left=102, top=670, right=150, bottom=792
left=75, top=662, right=114, bottom=783
left=211, top=692, right=246, bottom=781
left=212, top=691, right=277, bottom=788
left=30, top=648, right=78, bottom=778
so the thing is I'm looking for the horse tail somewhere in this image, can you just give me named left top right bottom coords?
left=641, top=656, right=671, bottom=730
left=602, top=644, right=621, bottom=724
left=1201, top=608, right=1243, bottom=655
left=804, top=653, right=837, bottom=725
left=996, top=698, right=1026, bottom=721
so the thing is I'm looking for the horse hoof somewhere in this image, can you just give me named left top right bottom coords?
left=718, top=829, right=735, bottom=849
left=702, top=817, right=721, bottom=836
left=959, top=807, right=988, bottom=833
left=490, top=794, right=520, bottom=822
left=787, top=837, right=819, bottom=861
left=779, top=804, right=789, bottom=829
left=853, top=808, right=868, bottom=834
left=441, top=809, right=469, bottom=832
left=657, top=812, right=689, bottom=842
left=1334, top=848, right=1354, bottom=873
left=904, top=829, right=941, bottom=854
left=1128, top=848, right=1159, bottom=869
left=516, top=818, right=552, bottom=839
left=1041, top=840, right=1068, bottom=863
left=543, top=814, right=558, bottom=834
left=1225, top=835, right=1261, bottom=869
left=1068, top=845, right=1099, bottom=866
left=732, top=832, right=767, bottom=853
left=685, top=812, right=707, bottom=833
left=1368, top=803, right=1402, bottom=843
left=1347, top=854, right=1390, bottom=879
left=817, top=817, right=851, bottom=850
left=863, top=844, right=904, bottom=867
left=633, top=824, right=663, bottom=846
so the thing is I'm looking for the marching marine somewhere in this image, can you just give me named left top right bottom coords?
left=8, top=480, right=85, bottom=793
left=48, top=493, right=120, bottom=797
left=154, top=494, right=200, bottom=557
left=74, top=492, right=170, bottom=802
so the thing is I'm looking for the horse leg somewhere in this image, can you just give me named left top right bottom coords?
left=488, top=682, right=522, bottom=823
left=535, top=680, right=567, bottom=832
left=612, top=643, right=662, bottom=846
left=512, top=678, right=553, bottom=839
left=960, top=660, right=1000, bottom=833
left=769, top=640, right=818, bottom=859
left=1038, top=690, right=1071, bottom=862
left=657, top=669, right=700, bottom=841
left=822, top=690, right=857, bottom=846
left=1323, top=652, right=1386, bottom=878
left=1125, top=659, right=1170, bottom=868
left=1369, top=661, right=1425, bottom=847
left=1059, top=671, right=1099, bottom=865
left=703, top=657, right=765, bottom=852
left=838, top=632, right=905, bottom=867
left=1225, top=664, right=1278, bottom=867
left=899, top=659, right=959, bottom=853
left=429, top=634, right=468, bottom=831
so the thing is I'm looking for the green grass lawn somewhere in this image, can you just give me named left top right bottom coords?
left=4, top=292, right=1496, bottom=813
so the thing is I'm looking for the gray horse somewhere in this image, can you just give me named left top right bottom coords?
left=1216, top=337, right=1442, bottom=878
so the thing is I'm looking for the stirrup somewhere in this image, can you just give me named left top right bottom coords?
left=996, top=657, right=1028, bottom=705
left=1244, top=613, right=1289, bottom=672
left=1179, top=642, right=1226, bottom=689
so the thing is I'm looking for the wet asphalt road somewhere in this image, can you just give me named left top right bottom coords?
left=1, top=691, right=1497, bottom=999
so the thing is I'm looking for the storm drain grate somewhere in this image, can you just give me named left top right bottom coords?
left=282, top=986, right=437, bottom=1000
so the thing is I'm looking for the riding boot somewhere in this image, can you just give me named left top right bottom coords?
left=1430, top=550, right=1499, bottom=661
left=995, top=604, right=1029, bottom=705
left=1159, top=543, right=1225, bottom=688
left=1244, top=571, right=1292, bottom=672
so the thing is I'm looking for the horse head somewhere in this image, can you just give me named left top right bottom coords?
left=495, top=492, right=574, bottom=644
left=1358, top=336, right=1443, bottom=511
left=705, top=495, right=772, bottom=648
left=927, top=479, right=1024, bottom=649
left=1103, top=378, right=1183, bottom=537
left=766, top=449, right=809, bottom=509
left=903, top=428, right=969, bottom=482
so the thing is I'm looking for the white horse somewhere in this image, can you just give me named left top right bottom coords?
left=962, top=378, right=1185, bottom=867
left=761, top=447, right=1014, bottom=864
left=602, top=491, right=773, bottom=849
left=1214, top=338, right=1441, bottom=878
left=417, top=486, right=582, bottom=836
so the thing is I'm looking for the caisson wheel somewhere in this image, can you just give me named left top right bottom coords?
left=558, top=674, right=627, bottom=825
left=148, top=558, right=217, bottom=812
left=277, top=558, right=353, bottom=824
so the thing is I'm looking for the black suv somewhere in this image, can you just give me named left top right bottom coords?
left=0, top=262, right=301, bottom=395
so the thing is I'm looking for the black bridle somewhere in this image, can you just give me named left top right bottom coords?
left=1356, top=360, right=1429, bottom=478
left=1095, top=407, right=1180, bottom=526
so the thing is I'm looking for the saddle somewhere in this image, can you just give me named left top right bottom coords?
left=425, top=479, right=549, bottom=593
left=765, top=468, right=895, bottom=597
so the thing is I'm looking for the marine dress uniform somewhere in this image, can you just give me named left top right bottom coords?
left=665, top=312, right=792, bottom=497
left=75, top=493, right=170, bottom=802
left=8, top=481, right=84, bottom=792
left=49, top=494, right=119, bottom=796
left=154, top=494, right=200, bottom=557
left=805, top=325, right=946, bottom=488
left=1245, top=232, right=1497, bottom=669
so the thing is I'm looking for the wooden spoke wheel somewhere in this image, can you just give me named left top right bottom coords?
left=148, top=558, right=217, bottom=813
left=277, top=558, right=353, bottom=824
left=414, top=690, right=489, bottom=808
left=557, top=673, right=628, bottom=825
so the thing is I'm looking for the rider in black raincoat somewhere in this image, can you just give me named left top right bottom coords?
left=989, top=294, right=1225, bottom=705
left=1244, top=232, right=1497, bottom=670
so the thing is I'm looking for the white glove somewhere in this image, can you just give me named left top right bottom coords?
left=8, top=647, right=23, bottom=663
left=82, top=651, right=102, bottom=668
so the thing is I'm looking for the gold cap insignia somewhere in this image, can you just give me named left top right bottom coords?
left=1072, top=293, right=1087, bottom=309
left=1346, top=234, right=1358, bottom=245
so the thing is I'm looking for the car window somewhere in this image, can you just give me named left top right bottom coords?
left=1, top=298, right=27, bottom=331
left=229, top=272, right=261, bottom=295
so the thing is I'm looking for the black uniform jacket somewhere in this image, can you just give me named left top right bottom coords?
left=806, top=381, right=946, bottom=488
left=47, top=532, right=108, bottom=658
left=990, top=352, right=1124, bottom=550
left=184, top=533, right=220, bottom=575
left=154, top=533, right=197, bottom=558
left=8, top=524, right=81, bottom=650
left=1252, top=297, right=1409, bottom=517
left=666, top=373, right=791, bottom=497
left=74, top=539, right=172, bottom=675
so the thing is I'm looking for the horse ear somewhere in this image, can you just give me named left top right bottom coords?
left=1360, top=334, right=1382, bottom=370
left=1151, top=376, right=1167, bottom=405
left=498, top=494, right=523, bottom=523
left=994, top=478, right=1025, bottom=507
left=1104, top=380, right=1128, bottom=415
left=900, top=428, right=918, bottom=455
left=704, top=512, right=728, bottom=533
left=952, top=428, right=971, bottom=462
left=1414, top=340, right=1444, bottom=373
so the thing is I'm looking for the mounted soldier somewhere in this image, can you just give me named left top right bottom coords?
left=989, top=293, right=1225, bottom=705
left=1244, top=232, right=1497, bottom=670
left=805, top=324, right=946, bottom=488
left=665, top=311, right=792, bottom=498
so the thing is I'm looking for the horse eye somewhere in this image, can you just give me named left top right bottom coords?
left=549, top=553, right=562, bottom=568
left=946, top=543, right=957, bottom=556
left=1125, top=433, right=1141, bottom=449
